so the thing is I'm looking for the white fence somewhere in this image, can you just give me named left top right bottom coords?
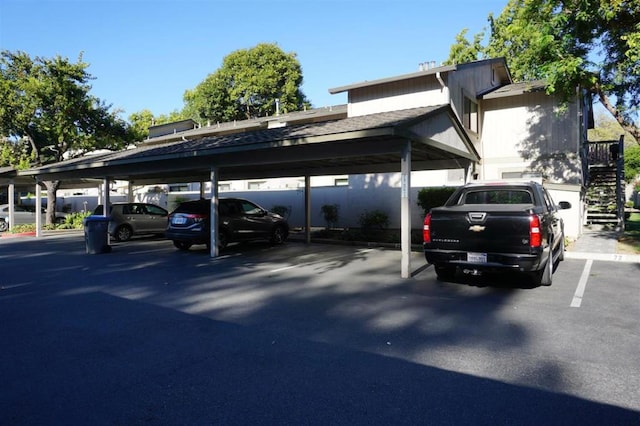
left=38, top=186, right=432, bottom=230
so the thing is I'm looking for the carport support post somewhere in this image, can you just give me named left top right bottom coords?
left=209, top=168, right=219, bottom=258
left=305, top=175, right=311, bottom=244
left=8, top=179, right=15, bottom=233
left=102, top=178, right=111, bottom=216
left=127, top=181, right=134, bottom=203
left=401, top=141, right=411, bottom=278
left=35, top=179, right=42, bottom=237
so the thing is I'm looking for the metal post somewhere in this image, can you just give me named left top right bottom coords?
left=35, top=180, right=42, bottom=237
left=102, top=178, right=111, bottom=216
left=8, top=179, right=15, bottom=232
left=401, top=141, right=412, bottom=279
left=210, top=168, right=219, bottom=257
left=305, top=175, right=311, bottom=244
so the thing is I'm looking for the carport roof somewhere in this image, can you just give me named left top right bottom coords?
left=0, top=166, right=102, bottom=189
left=19, top=105, right=479, bottom=184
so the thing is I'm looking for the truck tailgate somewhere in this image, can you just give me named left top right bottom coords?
left=429, top=204, right=535, bottom=254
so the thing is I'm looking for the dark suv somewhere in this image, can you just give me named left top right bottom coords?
left=166, top=198, right=289, bottom=251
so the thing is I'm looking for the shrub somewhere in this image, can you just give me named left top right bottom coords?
left=320, top=204, right=339, bottom=229
left=417, top=186, right=458, bottom=215
left=8, top=224, right=36, bottom=233
left=358, top=209, right=389, bottom=230
left=62, top=211, right=92, bottom=229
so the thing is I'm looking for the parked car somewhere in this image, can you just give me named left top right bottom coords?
left=0, top=204, right=68, bottom=232
left=93, top=202, right=169, bottom=241
left=166, top=198, right=289, bottom=250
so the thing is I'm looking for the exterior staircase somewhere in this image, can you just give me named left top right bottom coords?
left=585, top=138, right=625, bottom=227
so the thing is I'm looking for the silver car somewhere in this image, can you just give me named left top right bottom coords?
left=0, top=204, right=68, bottom=232
left=93, top=202, right=168, bottom=242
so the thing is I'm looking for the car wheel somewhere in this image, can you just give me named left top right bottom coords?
left=558, top=236, right=565, bottom=262
left=173, top=241, right=192, bottom=251
left=0, top=219, right=8, bottom=232
left=270, top=225, right=286, bottom=244
left=114, top=225, right=133, bottom=242
left=434, top=264, right=456, bottom=282
left=54, top=217, right=66, bottom=225
left=533, top=246, right=553, bottom=286
left=218, top=231, right=229, bottom=249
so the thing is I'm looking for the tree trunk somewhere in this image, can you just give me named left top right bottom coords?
left=44, top=180, right=61, bottom=225
left=596, top=86, right=640, bottom=144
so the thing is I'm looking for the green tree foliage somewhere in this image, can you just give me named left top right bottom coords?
left=128, top=109, right=187, bottom=140
left=443, top=29, right=486, bottom=65
left=625, top=144, right=640, bottom=183
left=446, top=0, right=640, bottom=143
left=183, top=43, right=310, bottom=123
left=588, top=110, right=639, bottom=183
left=0, top=50, right=134, bottom=222
left=589, top=111, right=630, bottom=142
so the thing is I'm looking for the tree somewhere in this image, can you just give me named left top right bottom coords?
left=183, top=43, right=310, bottom=123
left=446, top=0, right=640, bottom=143
left=625, top=144, right=640, bottom=184
left=443, top=29, right=486, bottom=65
left=128, top=109, right=186, bottom=141
left=0, top=50, right=134, bottom=224
left=589, top=110, right=638, bottom=183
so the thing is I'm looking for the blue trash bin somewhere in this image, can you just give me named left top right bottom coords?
left=83, top=215, right=112, bottom=254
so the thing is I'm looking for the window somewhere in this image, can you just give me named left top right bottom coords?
left=502, top=171, right=523, bottom=179
left=218, top=183, right=231, bottom=191
left=464, top=190, right=532, bottom=205
left=463, top=96, right=478, bottom=133
left=240, top=201, right=262, bottom=215
left=248, top=181, right=265, bottom=190
left=334, top=178, right=349, bottom=186
left=169, top=184, right=189, bottom=192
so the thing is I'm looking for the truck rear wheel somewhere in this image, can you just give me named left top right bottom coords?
left=532, top=246, right=553, bottom=286
left=434, top=264, right=456, bottom=282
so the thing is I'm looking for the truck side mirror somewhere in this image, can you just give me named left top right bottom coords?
left=558, top=201, right=572, bottom=210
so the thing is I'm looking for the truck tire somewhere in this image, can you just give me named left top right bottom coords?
left=434, top=264, right=456, bottom=282
left=558, top=236, right=565, bottom=262
left=533, top=246, right=553, bottom=286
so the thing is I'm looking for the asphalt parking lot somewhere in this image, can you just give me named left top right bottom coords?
left=1, top=232, right=639, bottom=425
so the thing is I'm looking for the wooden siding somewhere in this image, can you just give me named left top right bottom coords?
left=409, top=114, right=470, bottom=155
left=480, top=91, right=582, bottom=184
left=348, top=77, right=447, bottom=116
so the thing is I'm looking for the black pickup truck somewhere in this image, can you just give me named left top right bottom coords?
left=423, top=181, right=572, bottom=286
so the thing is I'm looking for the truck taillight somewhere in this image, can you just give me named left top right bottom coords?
left=529, top=215, right=541, bottom=247
left=423, top=213, right=432, bottom=243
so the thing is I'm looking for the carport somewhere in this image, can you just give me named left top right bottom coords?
left=17, top=105, right=479, bottom=278
left=0, top=166, right=102, bottom=235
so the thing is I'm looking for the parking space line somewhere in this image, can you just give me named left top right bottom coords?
left=269, top=248, right=375, bottom=273
left=571, top=259, right=593, bottom=308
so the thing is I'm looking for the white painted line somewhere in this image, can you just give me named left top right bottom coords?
left=270, top=265, right=298, bottom=273
left=571, top=259, right=593, bottom=308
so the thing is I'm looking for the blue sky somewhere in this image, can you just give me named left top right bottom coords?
left=1, top=0, right=507, bottom=120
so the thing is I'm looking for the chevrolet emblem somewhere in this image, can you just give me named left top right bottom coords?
left=469, top=225, right=486, bottom=232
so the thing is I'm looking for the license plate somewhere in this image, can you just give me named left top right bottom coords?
left=172, top=217, right=186, bottom=225
left=467, top=252, right=487, bottom=263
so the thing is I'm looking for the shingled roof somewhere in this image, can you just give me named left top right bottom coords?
left=20, top=105, right=477, bottom=184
